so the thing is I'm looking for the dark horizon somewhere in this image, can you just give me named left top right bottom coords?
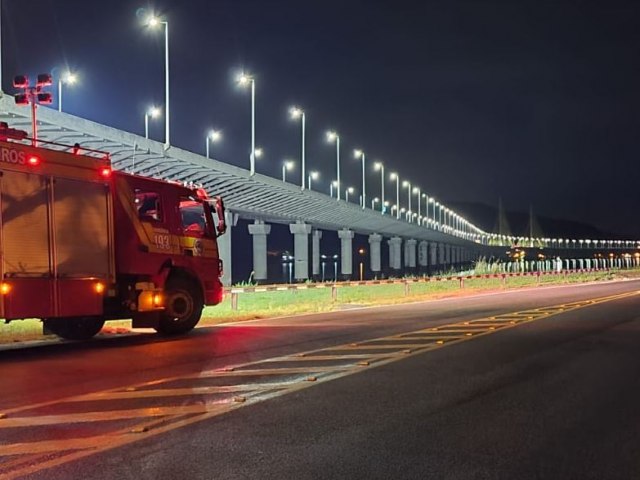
left=6, top=0, right=640, bottom=238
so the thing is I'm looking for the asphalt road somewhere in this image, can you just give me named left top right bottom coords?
left=2, top=280, right=640, bottom=479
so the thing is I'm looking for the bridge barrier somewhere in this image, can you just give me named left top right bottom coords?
left=225, top=268, right=612, bottom=310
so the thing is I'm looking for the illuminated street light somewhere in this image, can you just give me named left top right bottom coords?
left=329, top=180, right=338, bottom=198
left=282, top=160, right=294, bottom=182
left=374, top=162, right=385, bottom=214
left=205, top=129, right=221, bottom=159
left=326, top=131, right=341, bottom=200
left=146, top=15, right=170, bottom=147
left=237, top=72, right=257, bottom=175
left=345, top=186, right=355, bottom=203
left=354, top=149, right=366, bottom=209
left=371, top=197, right=379, bottom=210
left=254, top=147, right=263, bottom=158
left=144, top=106, right=161, bottom=139
left=57, top=71, right=77, bottom=112
left=308, top=170, right=319, bottom=190
left=290, top=106, right=306, bottom=190
left=402, top=180, right=412, bottom=222
left=390, top=172, right=400, bottom=219
left=413, top=186, right=422, bottom=220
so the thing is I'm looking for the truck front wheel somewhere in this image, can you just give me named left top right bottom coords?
left=155, top=277, right=203, bottom=335
left=44, top=316, right=105, bottom=341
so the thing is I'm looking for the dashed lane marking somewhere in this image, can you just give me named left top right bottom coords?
left=0, top=290, right=637, bottom=480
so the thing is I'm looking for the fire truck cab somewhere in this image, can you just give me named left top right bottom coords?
left=0, top=126, right=226, bottom=340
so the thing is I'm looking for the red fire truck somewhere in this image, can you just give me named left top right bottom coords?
left=0, top=125, right=226, bottom=340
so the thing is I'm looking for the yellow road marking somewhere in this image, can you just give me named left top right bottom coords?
left=66, top=383, right=291, bottom=402
left=0, top=404, right=230, bottom=429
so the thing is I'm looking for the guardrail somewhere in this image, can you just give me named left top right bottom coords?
left=224, top=268, right=612, bottom=310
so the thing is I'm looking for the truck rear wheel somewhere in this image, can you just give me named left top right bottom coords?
left=44, top=316, right=105, bottom=341
left=155, top=277, right=203, bottom=335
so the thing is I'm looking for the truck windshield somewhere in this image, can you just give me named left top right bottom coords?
left=180, top=199, right=209, bottom=237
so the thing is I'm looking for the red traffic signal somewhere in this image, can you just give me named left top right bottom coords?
left=36, top=73, right=53, bottom=87
left=13, top=75, right=28, bottom=89
left=37, top=92, right=53, bottom=104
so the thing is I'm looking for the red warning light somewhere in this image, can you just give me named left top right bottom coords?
left=100, top=167, right=112, bottom=178
left=27, top=155, right=41, bottom=166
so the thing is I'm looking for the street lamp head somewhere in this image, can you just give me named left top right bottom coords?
left=62, top=72, right=77, bottom=85
left=147, top=106, right=161, bottom=118
left=384, top=201, right=390, bottom=206
left=373, top=197, right=379, bottom=203
left=289, top=106, right=303, bottom=119
left=208, top=129, right=222, bottom=142
left=283, top=160, right=294, bottom=170
left=412, top=186, right=419, bottom=194
left=400, top=207, right=406, bottom=213
left=402, top=180, right=410, bottom=187
left=254, top=147, right=263, bottom=158
left=331, top=180, right=338, bottom=187
left=347, top=187, right=355, bottom=194
left=237, top=72, right=253, bottom=87
left=374, top=161, right=383, bottom=171
left=147, top=15, right=165, bottom=27
left=354, top=149, right=363, bottom=158
left=310, top=171, right=319, bottom=180
left=389, top=172, right=398, bottom=180
left=326, top=130, right=338, bottom=142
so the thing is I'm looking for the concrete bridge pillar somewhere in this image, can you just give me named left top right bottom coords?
left=407, top=239, right=417, bottom=268
left=217, top=211, right=237, bottom=286
left=338, top=229, right=354, bottom=278
left=442, top=244, right=451, bottom=267
left=388, top=237, right=402, bottom=271
left=312, top=230, right=323, bottom=278
left=368, top=234, right=382, bottom=274
left=289, top=222, right=312, bottom=281
left=430, top=242, right=438, bottom=270
left=248, top=220, right=271, bottom=282
left=418, top=241, right=429, bottom=269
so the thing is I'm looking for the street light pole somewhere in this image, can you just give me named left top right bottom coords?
left=374, top=162, right=385, bottom=214
left=402, top=181, right=412, bottom=221
left=282, top=160, right=294, bottom=182
left=327, top=131, right=341, bottom=200
left=308, top=171, right=318, bottom=190
left=345, top=187, right=354, bottom=203
left=57, top=72, right=77, bottom=113
left=237, top=73, right=256, bottom=175
left=144, top=106, right=160, bottom=140
left=290, top=107, right=306, bottom=190
left=354, top=149, right=366, bottom=209
left=390, top=173, right=400, bottom=219
left=147, top=16, right=170, bottom=147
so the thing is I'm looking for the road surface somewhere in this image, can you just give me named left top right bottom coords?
left=1, top=280, right=640, bottom=479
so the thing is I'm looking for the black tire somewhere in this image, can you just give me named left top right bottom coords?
left=155, top=276, right=203, bottom=335
left=44, top=316, right=105, bottom=341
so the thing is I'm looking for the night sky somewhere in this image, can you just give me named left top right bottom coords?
left=5, top=0, right=640, bottom=237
